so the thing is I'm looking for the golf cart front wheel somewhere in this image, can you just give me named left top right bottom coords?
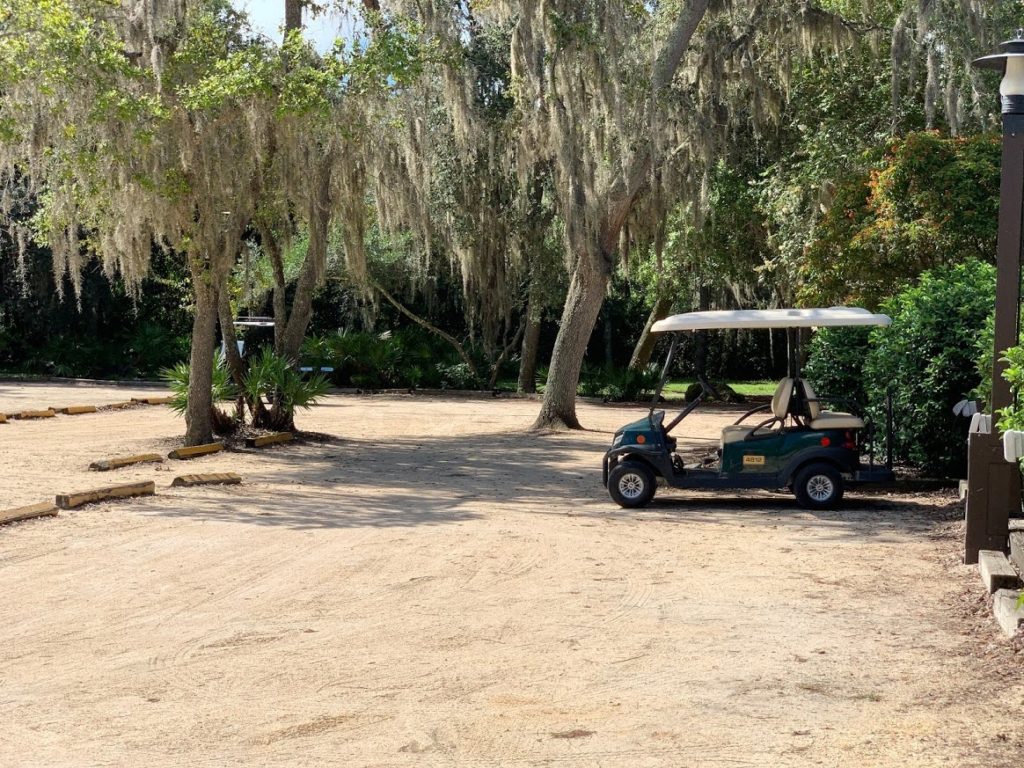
left=793, top=463, right=843, bottom=510
left=607, top=461, right=656, bottom=508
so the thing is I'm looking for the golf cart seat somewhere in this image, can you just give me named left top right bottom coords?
left=800, top=380, right=864, bottom=430
left=721, top=377, right=795, bottom=446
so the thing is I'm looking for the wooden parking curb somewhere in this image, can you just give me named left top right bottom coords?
left=53, top=405, right=99, bottom=415
left=993, top=589, right=1024, bottom=637
left=979, top=550, right=1021, bottom=593
left=89, top=453, right=164, bottom=472
left=106, top=401, right=136, bottom=410
left=132, top=396, right=174, bottom=405
left=0, top=413, right=6, bottom=424
left=15, top=409, right=55, bottom=420
left=1010, top=528, right=1024, bottom=576
left=245, top=432, right=293, bottom=448
left=1, top=502, right=58, bottom=526
left=168, top=443, right=224, bottom=460
left=56, top=481, right=156, bottom=510
left=171, top=473, right=241, bottom=488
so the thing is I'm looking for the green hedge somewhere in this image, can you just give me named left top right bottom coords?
left=806, top=259, right=995, bottom=477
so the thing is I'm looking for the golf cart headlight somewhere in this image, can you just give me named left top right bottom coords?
left=612, top=433, right=624, bottom=447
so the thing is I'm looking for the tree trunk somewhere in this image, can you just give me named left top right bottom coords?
left=694, top=283, right=710, bottom=384
left=531, top=264, right=609, bottom=430
left=184, top=274, right=218, bottom=446
left=488, top=316, right=526, bottom=390
left=284, top=0, right=302, bottom=40
left=629, top=295, right=672, bottom=371
left=218, top=290, right=245, bottom=385
left=218, top=289, right=250, bottom=424
left=603, top=311, right=614, bottom=370
left=258, top=223, right=289, bottom=355
left=280, top=153, right=333, bottom=361
left=530, top=0, right=710, bottom=430
left=517, top=309, right=541, bottom=393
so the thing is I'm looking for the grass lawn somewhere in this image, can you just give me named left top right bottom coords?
left=496, top=379, right=777, bottom=398
left=662, top=380, right=776, bottom=397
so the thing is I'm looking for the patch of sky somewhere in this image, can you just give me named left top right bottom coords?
left=232, top=1, right=361, bottom=53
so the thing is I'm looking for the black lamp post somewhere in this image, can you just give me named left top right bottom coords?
left=964, top=31, right=1024, bottom=564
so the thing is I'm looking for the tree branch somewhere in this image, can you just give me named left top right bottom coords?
left=488, top=314, right=527, bottom=390
left=369, top=277, right=480, bottom=383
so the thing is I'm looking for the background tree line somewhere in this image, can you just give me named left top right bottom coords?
left=0, top=0, right=1015, bottom=466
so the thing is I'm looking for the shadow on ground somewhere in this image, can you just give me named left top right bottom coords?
left=142, top=428, right=960, bottom=539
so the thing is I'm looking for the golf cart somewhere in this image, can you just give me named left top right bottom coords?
left=603, top=308, right=895, bottom=510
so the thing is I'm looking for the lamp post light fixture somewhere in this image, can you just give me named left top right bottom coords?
left=964, top=30, right=1024, bottom=564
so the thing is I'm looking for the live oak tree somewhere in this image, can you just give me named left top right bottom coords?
left=0, top=0, right=416, bottom=444
left=367, top=1, right=870, bottom=428
left=0, top=0, right=254, bottom=445
left=353, top=2, right=564, bottom=388
left=491, top=0, right=1006, bottom=429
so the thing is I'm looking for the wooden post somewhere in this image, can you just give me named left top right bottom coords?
left=964, top=111, right=1024, bottom=563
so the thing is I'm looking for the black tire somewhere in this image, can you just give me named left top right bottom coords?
left=793, top=462, right=844, bottom=510
left=607, top=461, right=656, bottom=508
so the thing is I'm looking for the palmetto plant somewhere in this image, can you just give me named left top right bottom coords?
left=163, top=349, right=329, bottom=434
left=162, top=358, right=239, bottom=435
left=243, top=347, right=331, bottom=432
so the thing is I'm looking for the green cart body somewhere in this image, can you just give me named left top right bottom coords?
left=603, top=308, right=895, bottom=510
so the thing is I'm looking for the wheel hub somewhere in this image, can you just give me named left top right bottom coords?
left=807, top=474, right=834, bottom=502
left=618, top=472, right=645, bottom=499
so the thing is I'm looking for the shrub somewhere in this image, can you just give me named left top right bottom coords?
left=301, top=327, right=455, bottom=389
left=997, top=345, right=1024, bottom=432
left=435, top=361, right=478, bottom=389
left=864, top=259, right=996, bottom=477
left=804, top=326, right=873, bottom=409
left=163, top=350, right=329, bottom=434
left=800, top=132, right=1000, bottom=307
left=577, top=363, right=661, bottom=401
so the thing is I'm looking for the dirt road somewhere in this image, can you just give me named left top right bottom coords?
left=1, top=385, right=1022, bottom=766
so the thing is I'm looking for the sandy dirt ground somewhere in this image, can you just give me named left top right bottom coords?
left=1, top=383, right=1023, bottom=767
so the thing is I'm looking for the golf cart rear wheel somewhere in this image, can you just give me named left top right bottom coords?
left=793, top=463, right=843, bottom=510
left=608, top=461, right=656, bottom=508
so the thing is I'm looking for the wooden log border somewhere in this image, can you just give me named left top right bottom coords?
left=168, top=443, right=224, bottom=460
left=90, top=453, right=164, bottom=472
left=14, top=409, right=55, bottom=420
left=56, top=481, right=156, bottom=510
left=245, top=432, right=293, bottom=448
left=52, top=405, right=99, bottom=415
left=171, top=473, right=242, bottom=488
left=132, top=396, right=175, bottom=405
left=1, top=502, right=58, bottom=526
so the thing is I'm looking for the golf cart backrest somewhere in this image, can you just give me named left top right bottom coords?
left=798, top=380, right=865, bottom=430
left=802, top=380, right=822, bottom=420
left=771, top=378, right=795, bottom=420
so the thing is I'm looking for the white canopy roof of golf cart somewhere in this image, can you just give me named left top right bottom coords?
left=651, top=307, right=891, bottom=333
